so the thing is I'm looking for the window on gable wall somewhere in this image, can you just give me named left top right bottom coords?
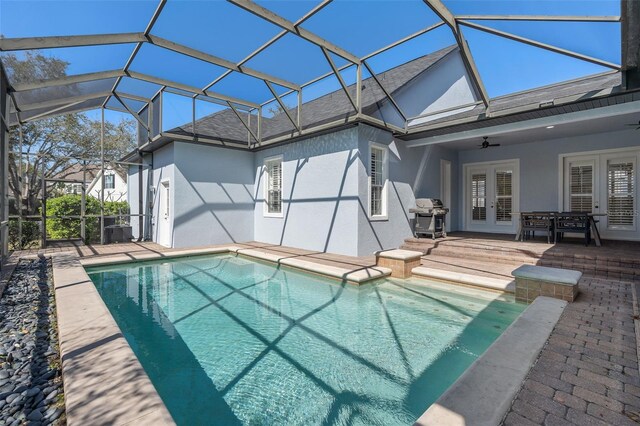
left=104, top=174, right=115, bottom=189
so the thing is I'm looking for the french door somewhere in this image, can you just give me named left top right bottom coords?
left=465, top=160, right=519, bottom=233
left=563, top=151, right=638, bottom=240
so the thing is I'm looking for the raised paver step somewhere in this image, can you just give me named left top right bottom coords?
left=403, top=238, right=640, bottom=268
left=412, top=266, right=515, bottom=293
left=418, top=254, right=518, bottom=281
left=400, top=244, right=539, bottom=266
left=420, top=251, right=639, bottom=281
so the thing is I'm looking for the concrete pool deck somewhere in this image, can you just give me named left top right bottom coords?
left=50, top=252, right=174, bottom=425
left=8, top=241, right=640, bottom=425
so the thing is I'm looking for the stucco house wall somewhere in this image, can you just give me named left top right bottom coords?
left=136, top=123, right=460, bottom=255
left=151, top=144, right=175, bottom=245
left=172, top=142, right=254, bottom=248
left=356, top=124, right=458, bottom=256
left=253, top=127, right=361, bottom=256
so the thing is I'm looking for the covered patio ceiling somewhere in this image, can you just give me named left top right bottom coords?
left=407, top=102, right=640, bottom=150
left=0, top=0, right=630, bottom=146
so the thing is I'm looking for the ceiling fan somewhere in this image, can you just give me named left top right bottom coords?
left=479, top=136, right=500, bottom=149
left=625, top=120, right=640, bottom=130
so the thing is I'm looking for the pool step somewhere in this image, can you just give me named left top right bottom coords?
left=412, top=266, right=515, bottom=293
left=401, top=238, right=640, bottom=282
left=418, top=254, right=516, bottom=281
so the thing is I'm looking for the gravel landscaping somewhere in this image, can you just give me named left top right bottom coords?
left=0, top=258, right=65, bottom=426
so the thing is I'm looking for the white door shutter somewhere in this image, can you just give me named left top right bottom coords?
left=495, top=170, right=513, bottom=223
left=471, top=173, right=487, bottom=221
left=607, top=161, right=635, bottom=228
left=569, top=164, right=593, bottom=212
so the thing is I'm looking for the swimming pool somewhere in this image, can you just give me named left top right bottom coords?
left=87, top=254, right=525, bottom=425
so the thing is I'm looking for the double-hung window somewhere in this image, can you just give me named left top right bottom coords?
left=369, top=144, right=388, bottom=219
left=104, top=174, right=115, bottom=189
left=264, top=156, right=283, bottom=217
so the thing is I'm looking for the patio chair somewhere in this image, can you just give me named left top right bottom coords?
left=554, top=212, right=591, bottom=246
left=520, top=212, right=554, bottom=243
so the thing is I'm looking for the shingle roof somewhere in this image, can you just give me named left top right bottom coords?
left=169, top=45, right=459, bottom=144
left=403, top=71, right=623, bottom=139
left=165, top=46, right=623, bottom=147
left=54, top=164, right=100, bottom=182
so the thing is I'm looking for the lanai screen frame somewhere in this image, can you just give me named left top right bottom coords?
left=0, top=0, right=633, bottom=258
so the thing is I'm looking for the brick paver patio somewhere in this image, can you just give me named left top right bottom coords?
left=503, top=277, right=640, bottom=426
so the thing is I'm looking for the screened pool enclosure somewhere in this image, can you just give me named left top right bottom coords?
left=0, top=0, right=634, bottom=257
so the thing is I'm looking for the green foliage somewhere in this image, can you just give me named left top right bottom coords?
left=8, top=220, right=41, bottom=250
left=45, top=195, right=129, bottom=242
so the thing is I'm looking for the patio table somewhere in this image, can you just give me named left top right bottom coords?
left=513, top=212, right=605, bottom=247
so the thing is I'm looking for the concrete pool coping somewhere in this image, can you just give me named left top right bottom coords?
left=80, top=245, right=393, bottom=284
left=51, top=252, right=175, bottom=425
left=415, top=296, right=567, bottom=426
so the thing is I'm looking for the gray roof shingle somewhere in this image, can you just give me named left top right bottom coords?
left=169, top=45, right=459, bottom=144
left=166, top=47, right=623, bottom=146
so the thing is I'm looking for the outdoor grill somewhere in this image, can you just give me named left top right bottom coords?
left=410, top=198, right=449, bottom=239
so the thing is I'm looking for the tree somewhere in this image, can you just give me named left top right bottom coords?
left=4, top=52, right=136, bottom=215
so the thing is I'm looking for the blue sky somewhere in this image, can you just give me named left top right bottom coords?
left=0, top=0, right=621, bottom=127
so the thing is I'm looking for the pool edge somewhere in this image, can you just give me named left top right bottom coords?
left=80, top=246, right=392, bottom=285
left=415, top=296, right=567, bottom=426
left=51, top=252, right=175, bottom=426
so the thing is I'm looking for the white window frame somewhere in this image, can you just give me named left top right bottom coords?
left=104, top=174, right=115, bottom=190
left=368, top=142, right=389, bottom=220
left=263, top=155, right=284, bottom=218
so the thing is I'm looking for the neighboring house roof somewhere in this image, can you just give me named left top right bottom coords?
left=53, top=164, right=100, bottom=183
left=54, top=164, right=127, bottom=185
left=168, top=45, right=459, bottom=145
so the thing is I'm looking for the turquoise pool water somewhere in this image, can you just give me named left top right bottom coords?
left=87, top=254, right=525, bottom=425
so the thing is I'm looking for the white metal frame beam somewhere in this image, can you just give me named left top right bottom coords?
left=11, top=69, right=125, bottom=92
left=113, top=93, right=149, bottom=130
left=0, top=33, right=147, bottom=51
left=422, top=0, right=490, bottom=107
left=227, top=0, right=361, bottom=65
left=321, top=47, right=357, bottom=111
left=361, top=21, right=446, bottom=60
left=149, top=35, right=299, bottom=91
left=458, top=20, right=621, bottom=70
left=455, top=15, right=620, bottom=22
left=226, top=101, right=259, bottom=144
left=198, top=0, right=331, bottom=99
left=103, top=0, right=167, bottom=108
left=265, top=80, right=300, bottom=132
left=265, top=81, right=302, bottom=133
left=18, top=91, right=111, bottom=111
left=362, top=60, right=408, bottom=122
left=129, top=71, right=260, bottom=109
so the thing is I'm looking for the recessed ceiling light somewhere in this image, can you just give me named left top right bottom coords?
left=546, top=125, right=555, bottom=129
